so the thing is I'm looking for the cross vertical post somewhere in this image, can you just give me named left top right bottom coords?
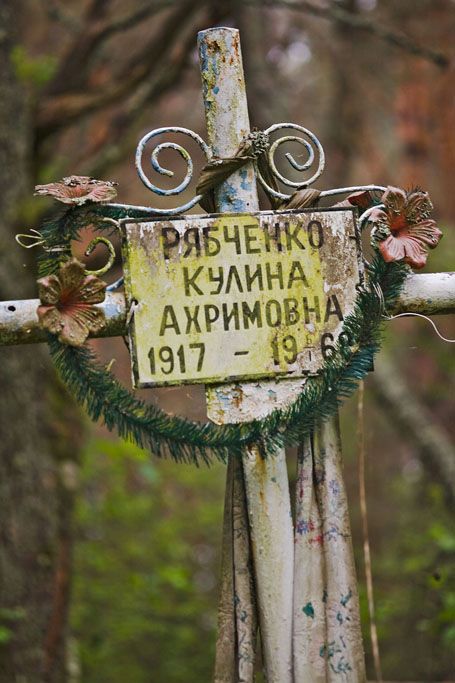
left=198, top=28, right=294, bottom=682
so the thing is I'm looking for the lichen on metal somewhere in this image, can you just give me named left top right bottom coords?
left=121, top=208, right=362, bottom=389
left=197, top=28, right=258, bottom=216
left=84, top=236, right=116, bottom=277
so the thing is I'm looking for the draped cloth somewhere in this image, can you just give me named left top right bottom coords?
left=208, top=136, right=364, bottom=681
left=213, top=415, right=366, bottom=682
left=293, top=416, right=366, bottom=682
left=213, top=456, right=257, bottom=683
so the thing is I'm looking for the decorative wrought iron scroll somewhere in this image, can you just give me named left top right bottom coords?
left=109, top=122, right=388, bottom=213
left=132, top=126, right=212, bottom=215
left=256, top=122, right=326, bottom=200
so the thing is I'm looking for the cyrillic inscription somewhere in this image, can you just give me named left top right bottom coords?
left=122, top=209, right=362, bottom=387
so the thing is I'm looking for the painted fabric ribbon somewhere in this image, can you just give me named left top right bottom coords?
left=293, top=416, right=365, bottom=682
left=214, top=416, right=366, bottom=682
left=196, top=131, right=321, bottom=212
left=213, top=457, right=257, bottom=683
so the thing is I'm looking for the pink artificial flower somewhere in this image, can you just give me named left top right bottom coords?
left=34, top=175, right=117, bottom=205
left=37, top=258, right=106, bottom=346
left=372, top=186, right=442, bottom=269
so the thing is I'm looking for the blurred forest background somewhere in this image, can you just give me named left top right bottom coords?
left=0, top=1, right=454, bottom=681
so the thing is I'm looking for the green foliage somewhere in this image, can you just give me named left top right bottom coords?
left=0, top=607, right=26, bottom=645
left=11, top=45, right=58, bottom=88
left=362, top=480, right=455, bottom=678
left=71, top=437, right=226, bottom=683
left=345, top=385, right=455, bottom=680
left=38, top=202, right=408, bottom=466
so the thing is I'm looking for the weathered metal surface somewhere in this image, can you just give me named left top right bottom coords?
left=293, top=416, right=366, bottom=681
left=1, top=272, right=454, bottom=347
left=198, top=27, right=294, bottom=683
left=133, top=127, right=212, bottom=215
left=121, top=208, right=362, bottom=388
left=392, top=271, right=455, bottom=315
left=214, top=456, right=257, bottom=683
left=0, top=293, right=126, bottom=345
left=256, top=122, right=325, bottom=201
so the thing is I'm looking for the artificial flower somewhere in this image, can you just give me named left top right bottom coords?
left=37, top=258, right=106, bottom=346
left=371, top=186, right=442, bottom=269
left=34, top=175, right=117, bottom=205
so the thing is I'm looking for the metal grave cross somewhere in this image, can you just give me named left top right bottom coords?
left=122, top=28, right=368, bottom=679
left=1, top=26, right=455, bottom=683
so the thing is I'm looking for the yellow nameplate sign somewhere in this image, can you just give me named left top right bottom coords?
left=122, top=209, right=362, bottom=388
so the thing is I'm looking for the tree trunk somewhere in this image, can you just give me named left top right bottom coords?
left=0, top=3, right=82, bottom=681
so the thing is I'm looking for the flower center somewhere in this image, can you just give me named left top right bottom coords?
left=389, top=213, right=408, bottom=232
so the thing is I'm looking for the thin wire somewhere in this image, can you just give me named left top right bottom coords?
left=357, top=381, right=383, bottom=682
left=386, top=313, right=455, bottom=343
left=371, top=282, right=385, bottom=314
left=15, top=229, right=45, bottom=249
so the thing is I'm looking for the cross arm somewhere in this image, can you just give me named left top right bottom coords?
left=0, top=292, right=126, bottom=345
left=0, top=272, right=454, bottom=347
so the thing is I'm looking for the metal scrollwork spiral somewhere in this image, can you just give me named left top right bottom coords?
left=84, top=236, right=116, bottom=277
left=134, top=127, right=212, bottom=215
left=256, top=123, right=326, bottom=200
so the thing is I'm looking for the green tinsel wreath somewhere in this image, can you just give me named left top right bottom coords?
left=37, top=201, right=408, bottom=466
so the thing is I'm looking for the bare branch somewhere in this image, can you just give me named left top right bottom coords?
left=36, top=0, right=200, bottom=142
left=248, top=0, right=450, bottom=69
left=370, top=355, right=455, bottom=504
left=46, top=0, right=185, bottom=97
left=95, top=0, right=181, bottom=40
left=83, top=27, right=196, bottom=178
left=39, top=0, right=80, bottom=33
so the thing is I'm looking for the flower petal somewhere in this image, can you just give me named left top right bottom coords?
left=34, top=182, right=73, bottom=201
left=378, top=235, right=406, bottom=263
left=402, top=237, right=428, bottom=269
left=408, top=219, right=443, bottom=249
left=63, top=175, right=92, bottom=186
left=58, top=312, right=90, bottom=347
left=369, top=207, right=389, bottom=224
left=35, top=176, right=117, bottom=205
left=86, top=183, right=118, bottom=203
left=76, top=306, right=106, bottom=333
left=382, top=186, right=407, bottom=213
left=59, top=258, right=86, bottom=292
left=405, top=190, right=433, bottom=223
left=79, top=275, right=107, bottom=304
left=88, top=308, right=106, bottom=334
left=37, top=275, right=62, bottom=305
left=37, top=306, right=64, bottom=334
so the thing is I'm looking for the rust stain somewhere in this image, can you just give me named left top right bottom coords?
left=231, top=385, right=245, bottom=409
